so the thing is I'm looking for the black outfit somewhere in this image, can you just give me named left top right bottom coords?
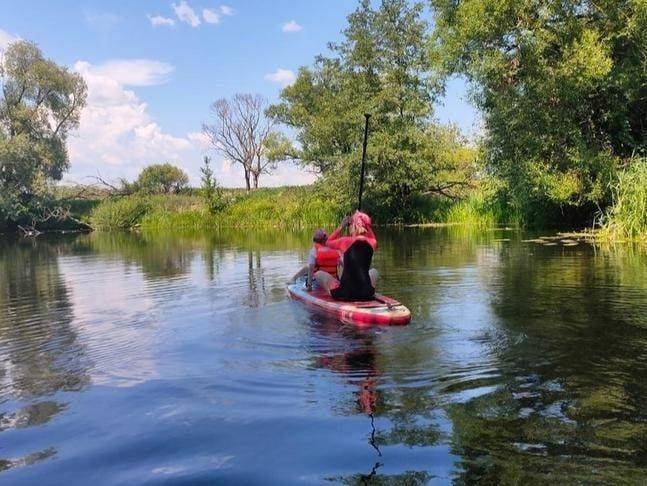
left=330, top=240, right=375, bottom=301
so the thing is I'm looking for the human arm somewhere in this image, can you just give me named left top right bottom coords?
left=306, top=263, right=316, bottom=290
left=290, top=265, right=308, bottom=284
left=305, top=247, right=317, bottom=290
left=325, top=236, right=351, bottom=252
left=327, top=216, right=351, bottom=242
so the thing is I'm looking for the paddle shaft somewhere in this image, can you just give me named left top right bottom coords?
left=358, top=114, right=371, bottom=211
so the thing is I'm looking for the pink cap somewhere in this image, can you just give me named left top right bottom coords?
left=351, top=211, right=371, bottom=228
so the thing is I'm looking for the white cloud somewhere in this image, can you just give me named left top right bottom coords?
left=87, top=59, right=174, bottom=86
left=264, top=68, right=296, bottom=87
left=64, top=56, right=316, bottom=187
left=211, top=157, right=316, bottom=188
left=148, top=14, right=175, bottom=27
left=261, top=163, right=318, bottom=187
left=69, top=59, right=194, bottom=181
left=220, top=5, right=235, bottom=16
left=282, top=20, right=302, bottom=33
left=202, top=8, right=220, bottom=24
left=172, top=1, right=201, bottom=27
left=187, top=131, right=211, bottom=148
left=0, top=27, right=19, bottom=50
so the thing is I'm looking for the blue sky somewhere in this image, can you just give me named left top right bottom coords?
left=0, top=0, right=479, bottom=187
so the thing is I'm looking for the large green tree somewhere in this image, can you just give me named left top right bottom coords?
left=0, top=41, right=87, bottom=225
left=269, top=0, right=472, bottom=221
left=431, top=0, right=647, bottom=224
left=136, top=163, right=189, bottom=194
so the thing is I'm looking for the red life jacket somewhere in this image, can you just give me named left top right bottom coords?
left=314, top=243, right=340, bottom=277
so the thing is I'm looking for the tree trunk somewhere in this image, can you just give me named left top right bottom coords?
left=252, top=173, right=259, bottom=189
left=244, top=168, right=251, bottom=191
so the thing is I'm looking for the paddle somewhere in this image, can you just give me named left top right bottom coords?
left=356, top=115, right=397, bottom=311
left=357, top=113, right=371, bottom=211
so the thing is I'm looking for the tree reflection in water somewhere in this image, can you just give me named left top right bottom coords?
left=0, top=227, right=645, bottom=483
left=246, top=250, right=267, bottom=308
left=446, top=243, right=647, bottom=483
left=0, top=238, right=91, bottom=472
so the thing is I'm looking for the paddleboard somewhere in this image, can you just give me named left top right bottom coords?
left=288, top=279, right=411, bottom=326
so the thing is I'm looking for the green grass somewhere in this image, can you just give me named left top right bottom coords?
left=444, top=186, right=521, bottom=228
left=598, top=159, right=647, bottom=243
left=88, top=183, right=528, bottom=231
left=91, top=196, right=152, bottom=230
left=216, top=186, right=340, bottom=228
left=90, top=186, right=343, bottom=230
left=66, top=198, right=101, bottom=222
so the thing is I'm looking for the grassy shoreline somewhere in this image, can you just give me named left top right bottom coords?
left=3, top=181, right=645, bottom=246
left=89, top=186, right=344, bottom=231
left=87, top=186, right=518, bottom=231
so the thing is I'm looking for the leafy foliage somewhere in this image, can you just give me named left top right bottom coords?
left=89, top=187, right=343, bottom=230
left=0, top=40, right=87, bottom=226
left=135, top=163, right=189, bottom=194
left=269, top=0, right=474, bottom=222
left=200, top=156, right=226, bottom=213
left=90, top=196, right=151, bottom=230
left=431, top=0, right=647, bottom=224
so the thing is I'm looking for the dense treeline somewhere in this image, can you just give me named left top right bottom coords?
left=269, top=0, right=477, bottom=222
left=269, top=0, right=646, bottom=231
left=1, top=0, right=645, bottom=238
left=431, top=0, right=647, bottom=227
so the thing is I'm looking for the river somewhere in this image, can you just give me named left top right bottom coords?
left=1, top=228, right=646, bottom=484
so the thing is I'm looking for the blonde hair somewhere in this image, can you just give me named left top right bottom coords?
left=350, top=223, right=367, bottom=236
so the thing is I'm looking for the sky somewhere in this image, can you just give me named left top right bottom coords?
left=0, top=0, right=480, bottom=188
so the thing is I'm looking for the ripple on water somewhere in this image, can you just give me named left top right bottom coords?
left=1, top=229, right=647, bottom=484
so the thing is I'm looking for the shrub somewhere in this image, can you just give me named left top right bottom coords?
left=200, top=156, right=228, bottom=213
left=136, top=163, right=189, bottom=194
left=91, top=197, right=151, bottom=230
left=445, top=178, right=521, bottom=227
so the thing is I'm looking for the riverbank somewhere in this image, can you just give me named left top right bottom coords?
left=87, top=185, right=518, bottom=231
left=89, top=186, right=343, bottom=230
left=4, top=181, right=645, bottom=245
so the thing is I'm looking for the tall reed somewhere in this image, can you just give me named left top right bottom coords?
left=599, top=159, right=647, bottom=242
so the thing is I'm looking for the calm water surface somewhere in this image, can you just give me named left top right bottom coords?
left=1, top=228, right=647, bottom=484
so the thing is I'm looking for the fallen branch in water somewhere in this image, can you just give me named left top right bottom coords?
left=17, top=206, right=93, bottom=237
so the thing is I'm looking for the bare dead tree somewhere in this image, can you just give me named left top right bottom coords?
left=202, top=94, right=277, bottom=191
left=91, top=173, right=137, bottom=197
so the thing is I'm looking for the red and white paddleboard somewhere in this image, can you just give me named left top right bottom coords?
left=287, top=280, right=411, bottom=326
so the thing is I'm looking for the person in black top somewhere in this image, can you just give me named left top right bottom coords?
left=330, top=239, right=376, bottom=301
left=314, top=211, right=379, bottom=301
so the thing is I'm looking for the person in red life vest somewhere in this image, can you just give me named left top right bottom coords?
left=307, top=229, right=342, bottom=290
left=314, top=211, right=379, bottom=301
left=291, top=229, right=341, bottom=290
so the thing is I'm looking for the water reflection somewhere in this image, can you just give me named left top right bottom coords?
left=446, top=243, right=647, bottom=483
left=0, top=238, right=91, bottom=471
left=308, top=314, right=445, bottom=483
left=246, top=250, right=266, bottom=308
left=0, top=228, right=646, bottom=483
left=310, top=319, right=381, bottom=415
